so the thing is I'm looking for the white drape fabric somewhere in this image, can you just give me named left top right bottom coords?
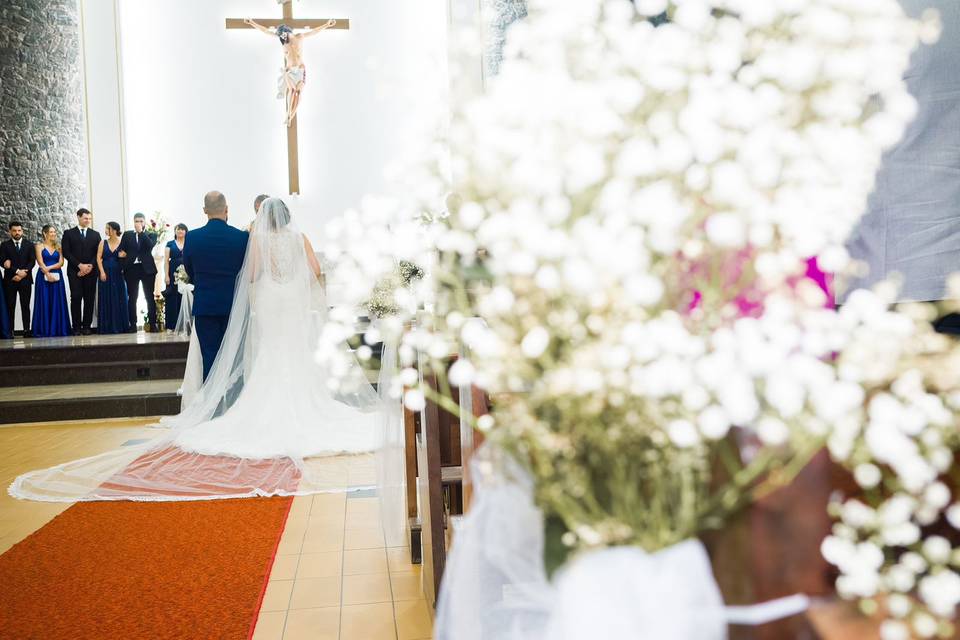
left=375, top=336, right=408, bottom=547
left=434, top=445, right=810, bottom=640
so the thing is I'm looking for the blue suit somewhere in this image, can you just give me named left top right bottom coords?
left=182, top=219, right=248, bottom=381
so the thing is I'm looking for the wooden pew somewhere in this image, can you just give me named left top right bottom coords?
left=416, top=367, right=457, bottom=607
left=707, top=451, right=835, bottom=639
left=413, top=352, right=491, bottom=607
left=403, top=400, right=422, bottom=563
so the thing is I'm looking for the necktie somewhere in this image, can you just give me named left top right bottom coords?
left=15, top=241, right=20, bottom=251
left=81, top=228, right=86, bottom=239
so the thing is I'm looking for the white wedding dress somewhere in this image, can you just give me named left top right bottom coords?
left=9, top=200, right=390, bottom=502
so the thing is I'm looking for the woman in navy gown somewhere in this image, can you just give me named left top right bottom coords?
left=32, top=225, right=71, bottom=338
left=0, top=275, right=10, bottom=339
left=96, top=222, right=130, bottom=334
left=163, top=223, right=188, bottom=331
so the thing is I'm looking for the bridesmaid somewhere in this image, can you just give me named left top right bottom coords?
left=0, top=274, right=10, bottom=339
left=32, top=225, right=71, bottom=338
left=96, top=221, right=130, bottom=334
left=163, top=223, right=188, bottom=331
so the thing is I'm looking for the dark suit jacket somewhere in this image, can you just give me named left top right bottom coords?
left=0, top=239, right=36, bottom=284
left=61, top=226, right=102, bottom=275
left=119, top=230, right=158, bottom=275
left=183, top=219, right=249, bottom=317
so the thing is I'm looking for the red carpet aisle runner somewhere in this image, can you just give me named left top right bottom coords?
left=0, top=452, right=299, bottom=639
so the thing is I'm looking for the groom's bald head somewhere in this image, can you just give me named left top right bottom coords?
left=203, top=191, right=228, bottom=220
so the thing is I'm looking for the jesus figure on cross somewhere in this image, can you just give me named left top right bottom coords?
left=243, top=17, right=338, bottom=126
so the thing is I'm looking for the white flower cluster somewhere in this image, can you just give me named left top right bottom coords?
left=822, top=294, right=960, bottom=637
left=316, top=0, right=960, bottom=633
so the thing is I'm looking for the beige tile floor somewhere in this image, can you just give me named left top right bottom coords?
left=254, top=493, right=433, bottom=640
left=0, top=418, right=433, bottom=640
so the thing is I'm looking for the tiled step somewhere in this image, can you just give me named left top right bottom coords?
left=0, top=359, right=187, bottom=387
left=0, top=335, right=188, bottom=368
left=0, top=380, right=182, bottom=425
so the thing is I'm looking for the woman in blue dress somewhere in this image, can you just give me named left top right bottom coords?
left=32, top=224, right=71, bottom=338
left=96, top=221, right=130, bottom=334
left=0, top=275, right=10, bottom=339
left=163, top=223, right=188, bottom=331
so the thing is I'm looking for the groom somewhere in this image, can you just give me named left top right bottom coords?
left=182, top=191, right=249, bottom=381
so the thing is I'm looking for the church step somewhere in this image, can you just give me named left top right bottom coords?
left=0, top=336, right=188, bottom=368
left=0, top=359, right=188, bottom=387
left=0, top=380, right=181, bottom=425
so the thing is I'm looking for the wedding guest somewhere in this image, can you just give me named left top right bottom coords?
left=61, top=208, right=101, bottom=335
left=1, top=220, right=35, bottom=337
left=32, top=225, right=70, bottom=338
left=96, top=222, right=130, bottom=335
left=843, top=0, right=960, bottom=332
left=119, top=212, right=158, bottom=333
left=163, top=223, right=188, bottom=331
left=248, top=194, right=269, bottom=232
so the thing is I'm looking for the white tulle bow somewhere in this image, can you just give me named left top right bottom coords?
left=435, top=447, right=809, bottom=640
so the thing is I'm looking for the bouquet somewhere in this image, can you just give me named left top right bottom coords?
left=319, top=1, right=955, bottom=637
left=143, top=211, right=171, bottom=245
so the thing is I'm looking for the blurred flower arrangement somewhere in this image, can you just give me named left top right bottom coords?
left=145, top=294, right=165, bottom=331
left=319, top=0, right=957, bottom=636
left=142, top=211, right=171, bottom=244
left=362, top=260, right=425, bottom=319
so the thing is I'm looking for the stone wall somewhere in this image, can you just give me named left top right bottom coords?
left=483, top=0, right=527, bottom=77
left=0, top=0, right=87, bottom=241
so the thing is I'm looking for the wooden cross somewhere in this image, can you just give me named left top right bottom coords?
left=226, top=2, right=350, bottom=195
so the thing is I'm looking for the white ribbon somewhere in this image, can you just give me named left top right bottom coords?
left=435, top=447, right=809, bottom=640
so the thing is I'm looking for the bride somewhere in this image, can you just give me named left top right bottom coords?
left=10, top=198, right=388, bottom=502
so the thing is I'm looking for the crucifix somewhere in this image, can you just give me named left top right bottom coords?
left=226, top=2, right=349, bottom=195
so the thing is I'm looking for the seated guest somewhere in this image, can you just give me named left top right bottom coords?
left=32, top=225, right=70, bottom=338
left=163, top=223, right=188, bottom=331
left=96, top=222, right=130, bottom=334
left=1, top=220, right=35, bottom=337
left=119, top=212, right=158, bottom=333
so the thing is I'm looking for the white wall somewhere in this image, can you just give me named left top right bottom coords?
left=117, top=0, right=448, bottom=243
left=78, top=0, right=128, bottom=228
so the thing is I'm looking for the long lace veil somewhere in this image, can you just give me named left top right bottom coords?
left=9, top=199, right=387, bottom=502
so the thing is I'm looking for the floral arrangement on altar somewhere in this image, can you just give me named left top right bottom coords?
left=318, top=0, right=958, bottom=637
left=362, top=260, right=425, bottom=319
left=145, top=294, right=166, bottom=331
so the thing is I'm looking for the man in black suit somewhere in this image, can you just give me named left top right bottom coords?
left=119, top=212, right=158, bottom=332
left=0, top=220, right=36, bottom=337
left=61, top=208, right=101, bottom=335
